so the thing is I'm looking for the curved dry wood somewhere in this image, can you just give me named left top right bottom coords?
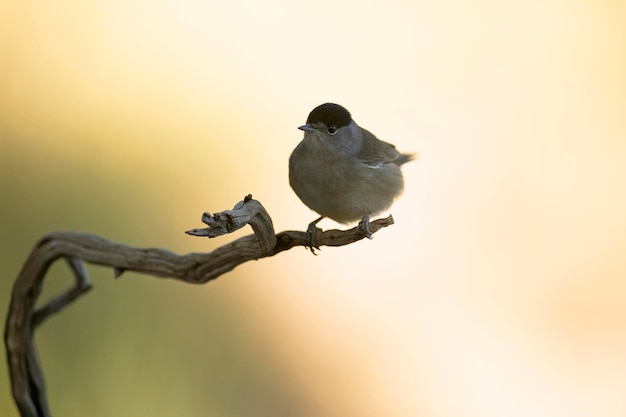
left=4, top=195, right=395, bottom=417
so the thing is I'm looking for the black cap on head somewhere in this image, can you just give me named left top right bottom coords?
left=306, top=103, right=352, bottom=128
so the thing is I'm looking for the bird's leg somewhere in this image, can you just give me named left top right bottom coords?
left=357, top=214, right=373, bottom=239
left=305, top=216, right=324, bottom=254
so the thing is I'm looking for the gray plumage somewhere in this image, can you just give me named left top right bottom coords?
left=289, top=103, right=414, bottom=226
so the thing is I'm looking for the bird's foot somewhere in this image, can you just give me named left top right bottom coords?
left=305, top=217, right=324, bottom=255
left=357, top=215, right=373, bottom=239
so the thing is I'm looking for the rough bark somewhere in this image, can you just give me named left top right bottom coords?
left=4, top=195, right=394, bottom=417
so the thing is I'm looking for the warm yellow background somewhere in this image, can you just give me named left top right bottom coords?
left=1, top=1, right=625, bottom=416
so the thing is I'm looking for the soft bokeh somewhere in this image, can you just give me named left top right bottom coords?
left=2, top=1, right=625, bottom=416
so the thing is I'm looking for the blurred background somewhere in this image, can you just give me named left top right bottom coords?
left=1, top=0, right=625, bottom=416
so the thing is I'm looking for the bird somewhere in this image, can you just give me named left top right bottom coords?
left=289, top=103, right=415, bottom=252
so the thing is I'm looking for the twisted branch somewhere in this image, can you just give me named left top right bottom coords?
left=4, top=195, right=394, bottom=417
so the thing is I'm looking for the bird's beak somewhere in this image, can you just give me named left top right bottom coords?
left=298, top=123, right=316, bottom=133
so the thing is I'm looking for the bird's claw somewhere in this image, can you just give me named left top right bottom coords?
left=305, top=217, right=324, bottom=255
left=305, top=223, right=321, bottom=255
left=357, top=215, right=373, bottom=239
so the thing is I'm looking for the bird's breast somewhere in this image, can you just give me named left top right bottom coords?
left=289, top=142, right=404, bottom=224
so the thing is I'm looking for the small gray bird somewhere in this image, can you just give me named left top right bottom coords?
left=289, top=103, right=415, bottom=251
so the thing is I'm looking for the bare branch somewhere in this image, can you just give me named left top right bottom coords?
left=4, top=195, right=395, bottom=417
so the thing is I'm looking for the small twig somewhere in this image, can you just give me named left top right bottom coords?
left=32, top=258, right=92, bottom=328
left=185, top=194, right=276, bottom=253
left=4, top=195, right=395, bottom=417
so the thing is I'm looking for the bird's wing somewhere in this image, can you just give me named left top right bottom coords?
left=358, top=128, right=404, bottom=167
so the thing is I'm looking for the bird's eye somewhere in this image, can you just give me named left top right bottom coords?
left=327, top=126, right=337, bottom=135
